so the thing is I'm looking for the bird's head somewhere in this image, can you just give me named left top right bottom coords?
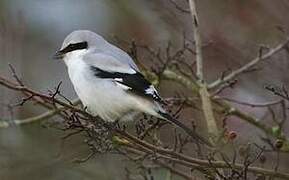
left=53, top=30, right=105, bottom=60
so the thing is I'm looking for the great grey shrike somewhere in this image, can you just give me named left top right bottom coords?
left=54, top=30, right=210, bottom=146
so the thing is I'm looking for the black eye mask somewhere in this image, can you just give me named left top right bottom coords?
left=59, top=41, right=88, bottom=54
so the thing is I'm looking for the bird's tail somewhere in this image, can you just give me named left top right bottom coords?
left=158, top=111, right=213, bottom=147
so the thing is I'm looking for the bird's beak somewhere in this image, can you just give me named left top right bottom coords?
left=53, top=50, right=64, bottom=60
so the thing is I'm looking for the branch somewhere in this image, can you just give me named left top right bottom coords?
left=212, top=98, right=274, bottom=136
left=0, top=99, right=80, bottom=128
left=217, top=97, right=283, bottom=108
left=188, top=0, right=203, bottom=81
left=154, top=160, right=193, bottom=180
left=162, top=69, right=199, bottom=93
left=161, top=70, right=289, bottom=151
left=117, top=131, right=289, bottom=179
left=0, top=75, right=91, bottom=118
left=0, top=73, right=56, bottom=111
left=188, top=0, right=219, bottom=145
left=1, top=70, right=289, bottom=178
left=209, top=37, right=289, bottom=89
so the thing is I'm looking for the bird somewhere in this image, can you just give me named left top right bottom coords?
left=54, top=30, right=211, bottom=146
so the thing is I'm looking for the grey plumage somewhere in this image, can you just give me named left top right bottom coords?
left=61, top=30, right=139, bottom=71
left=58, top=30, right=164, bottom=122
left=55, top=30, right=211, bottom=146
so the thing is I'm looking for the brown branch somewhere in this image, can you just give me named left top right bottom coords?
left=117, top=131, right=289, bottom=179
left=209, top=37, right=289, bottom=89
left=8, top=63, right=24, bottom=86
left=265, top=84, right=289, bottom=102
left=161, top=70, right=289, bottom=151
left=0, top=75, right=91, bottom=118
left=1, top=71, right=289, bottom=178
left=212, top=99, right=288, bottom=142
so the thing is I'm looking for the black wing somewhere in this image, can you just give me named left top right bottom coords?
left=90, top=66, right=164, bottom=103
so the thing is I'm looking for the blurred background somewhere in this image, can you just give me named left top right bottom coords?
left=0, top=0, right=289, bottom=179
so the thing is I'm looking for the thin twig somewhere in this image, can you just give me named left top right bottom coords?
left=2, top=70, right=289, bottom=178
left=162, top=70, right=289, bottom=151
left=217, top=97, right=282, bottom=108
left=0, top=99, right=80, bottom=128
left=8, top=63, right=24, bottom=86
left=117, top=130, right=289, bottom=179
left=209, top=37, right=289, bottom=89
left=155, top=160, right=193, bottom=180
left=0, top=75, right=91, bottom=117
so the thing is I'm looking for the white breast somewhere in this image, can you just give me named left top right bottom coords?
left=64, top=52, right=143, bottom=121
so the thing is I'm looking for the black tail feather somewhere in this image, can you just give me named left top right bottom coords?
left=158, top=112, right=213, bottom=147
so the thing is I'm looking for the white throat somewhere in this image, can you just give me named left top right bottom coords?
left=63, top=49, right=88, bottom=66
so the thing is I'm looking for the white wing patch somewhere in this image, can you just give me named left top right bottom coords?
left=114, top=78, right=123, bottom=82
left=101, top=71, right=164, bottom=103
left=115, top=81, right=131, bottom=90
left=113, top=77, right=129, bottom=90
left=145, top=85, right=160, bottom=99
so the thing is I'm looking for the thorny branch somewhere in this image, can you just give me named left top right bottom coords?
left=1, top=1, right=289, bottom=179
left=1, top=51, right=289, bottom=179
